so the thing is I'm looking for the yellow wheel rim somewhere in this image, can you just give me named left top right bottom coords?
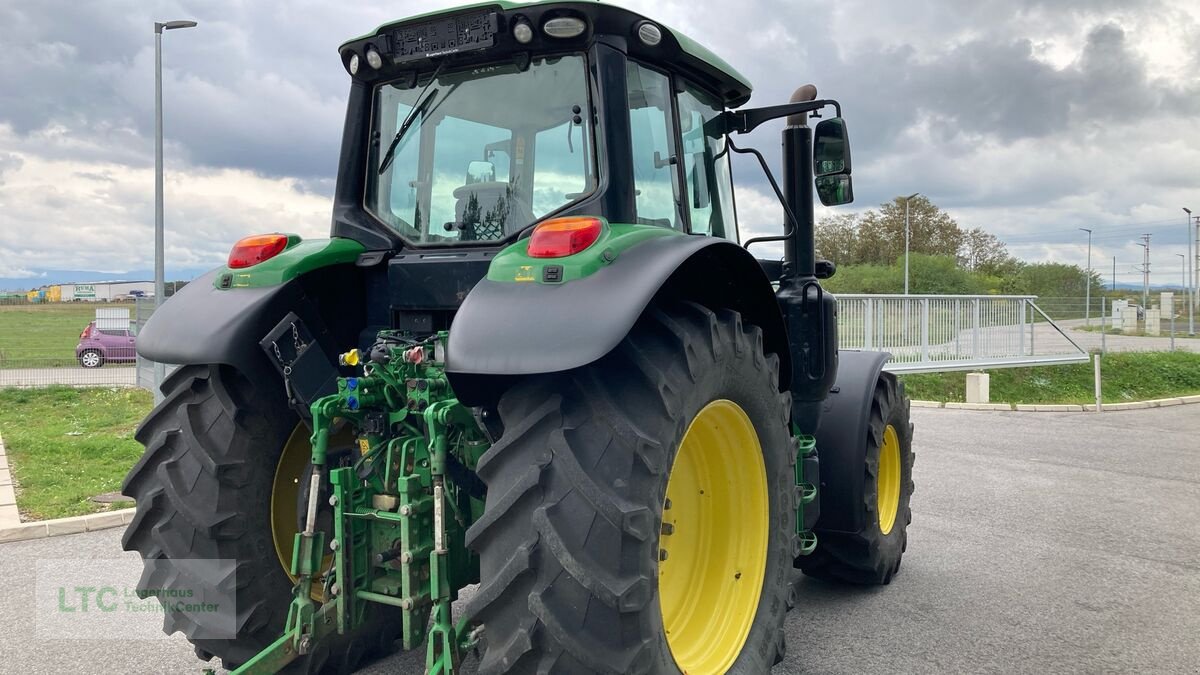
left=877, top=424, right=902, bottom=535
left=270, top=425, right=332, bottom=601
left=659, top=400, right=769, bottom=675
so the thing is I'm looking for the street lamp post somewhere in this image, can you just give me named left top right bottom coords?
left=901, top=192, right=919, bottom=295
left=154, top=19, right=197, bottom=399
left=1079, top=228, right=1092, bottom=326
left=1186, top=207, right=1194, bottom=335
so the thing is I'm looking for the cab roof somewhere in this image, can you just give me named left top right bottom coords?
left=340, top=0, right=754, bottom=107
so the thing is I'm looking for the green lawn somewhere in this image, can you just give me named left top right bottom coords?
left=900, top=351, right=1200, bottom=405
left=0, top=387, right=150, bottom=519
left=0, top=302, right=137, bottom=367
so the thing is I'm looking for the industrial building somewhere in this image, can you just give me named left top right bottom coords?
left=24, top=280, right=154, bottom=302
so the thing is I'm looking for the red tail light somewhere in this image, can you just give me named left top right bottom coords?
left=81, top=324, right=92, bottom=339
left=228, top=234, right=290, bottom=269
left=526, top=217, right=604, bottom=258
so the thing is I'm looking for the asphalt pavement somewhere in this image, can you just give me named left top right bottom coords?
left=1, top=405, right=1197, bottom=674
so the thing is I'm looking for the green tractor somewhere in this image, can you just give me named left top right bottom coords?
left=122, top=2, right=915, bottom=673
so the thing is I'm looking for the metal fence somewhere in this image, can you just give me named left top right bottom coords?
left=6, top=291, right=1195, bottom=391
left=0, top=299, right=155, bottom=388
left=836, top=294, right=1089, bottom=373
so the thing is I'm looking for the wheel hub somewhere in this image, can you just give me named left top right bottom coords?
left=877, top=424, right=902, bottom=535
left=658, top=399, right=769, bottom=674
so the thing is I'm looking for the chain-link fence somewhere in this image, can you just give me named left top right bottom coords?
left=0, top=298, right=155, bottom=388
left=1032, top=295, right=1200, bottom=354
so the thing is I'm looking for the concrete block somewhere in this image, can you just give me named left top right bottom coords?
left=0, top=455, right=8, bottom=470
left=910, top=400, right=944, bottom=408
left=0, top=473, right=10, bottom=486
left=1161, top=292, right=1174, bottom=316
left=0, top=483, right=15, bottom=506
left=84, top=511, right=126, bottom=532
left=1145, top=309, right=1161, bottom=335
left=44, top=517, right=87, bottom=537
left=1145, top=398, right=1183, bottom=407
left=1179, top=395, right=1200, bottom=404
left=0, top=522, right=47, bottom=543
left=965, top=372, right=990, bottom=404
left=121, top=509, right=137, bottom=524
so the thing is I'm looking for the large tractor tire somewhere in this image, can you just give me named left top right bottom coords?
left=799, top=373, right=914, bottom=584
left=464, top=302, right=796, bottom=675
left=120, top=365, right=401, bottom=673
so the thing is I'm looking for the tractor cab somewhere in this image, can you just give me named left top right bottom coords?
left=332, top=1, right=759, bottom=253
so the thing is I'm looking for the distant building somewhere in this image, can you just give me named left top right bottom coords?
left=53, top=281, right=155, bottom=302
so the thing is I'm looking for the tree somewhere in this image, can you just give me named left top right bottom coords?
left=850, top=196, right=965, bottom=266
left=958, top=227, right=1016, bottom=276
left=814, top=213, right=860, bottom=264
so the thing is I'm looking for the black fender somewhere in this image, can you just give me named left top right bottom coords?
left=137, top=266, right=365, bottom=391
left=446, top=236, right=790, bottom=406
left=812, top=349, right=891, bottom=533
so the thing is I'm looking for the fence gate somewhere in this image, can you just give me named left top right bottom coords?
left=835, top=294, right=1089, bottom=373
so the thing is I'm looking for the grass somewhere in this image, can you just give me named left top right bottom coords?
left=0, top=302, right=136, bottom=367
left=0, top=386, right=150, bottom=520
left=900, top=351, right=1200, bottom=405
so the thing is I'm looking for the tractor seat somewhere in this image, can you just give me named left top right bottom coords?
left=452, top=182, right=535, bottom=239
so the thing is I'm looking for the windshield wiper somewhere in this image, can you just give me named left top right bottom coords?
left=378, top=88, right=437, bottom=174
left=378, top=61, right=446, bottom=175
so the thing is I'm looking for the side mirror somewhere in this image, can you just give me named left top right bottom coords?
left=466, top=160, right=496, bottom=185
left=813, top=117, right=851, bottom=177
left=816, top=175, right=854, bottom=206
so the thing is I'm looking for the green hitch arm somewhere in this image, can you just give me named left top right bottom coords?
left=425, top=401, right=461, bottom=675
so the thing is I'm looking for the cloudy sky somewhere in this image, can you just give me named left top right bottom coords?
left=1, top=0, right=1198, bottom=288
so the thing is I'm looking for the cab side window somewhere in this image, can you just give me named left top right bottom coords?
left=626, top=61, right=682, bottom=229
left=676, top=84, right=737, bottom=240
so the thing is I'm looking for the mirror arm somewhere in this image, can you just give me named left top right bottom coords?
left=725, top=137, right=801, bottom=251
left=712, top=99, right=843, bottom=136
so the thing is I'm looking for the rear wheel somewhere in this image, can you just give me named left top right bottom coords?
left=464, top=303, right=795, bottom=674
left=79, top=349, right=103, bottom=368
left=799, top=373, right=914, bottom=584
left=121, top=364, right=400, bottom=672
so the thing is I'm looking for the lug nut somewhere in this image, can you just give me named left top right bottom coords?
left=659, top=549, right=669, bottom=561
left=661, top=523, right=674, bottom=535
left=330, top=539, right=340, bottom=551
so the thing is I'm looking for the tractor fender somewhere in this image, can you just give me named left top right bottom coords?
left=812, top=349, right=892, bottom=533
left=137, top=269, right=304, bottom=383
left=446, top=235, right=790, bottom=404
left=137, top=265, right=364, bottom=390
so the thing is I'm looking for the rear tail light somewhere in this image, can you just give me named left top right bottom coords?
left=81, top=324, right=92, bottom=339
left=228, top=234, right=291, bottom=269
left=527, top=217, right=604, bottom=258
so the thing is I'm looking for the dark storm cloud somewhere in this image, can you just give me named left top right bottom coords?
left=0, top=0, right=1197, bottom=276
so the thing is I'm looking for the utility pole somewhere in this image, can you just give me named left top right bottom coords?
left=154, top=19, right=198, bottom=401
left=1079, top=228, right=1092, bottom=326
left=1186, top=207, right=1195, bottom=335
left=1134, top=234, right=1151, bottom=310
left=1194, top=214, right=1200, bottom=321
left=1112, top=256, right=1116, bottom=292
left=901, top=193, right=919, bottom=295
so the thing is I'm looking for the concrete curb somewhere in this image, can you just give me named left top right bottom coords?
left=0, top=433, right=20, bottom=529
left=0, top=508, right=135, bottom=544
left=913, top=394, right=1200, bottom=413
left=0, top=431, right=135, bottom=544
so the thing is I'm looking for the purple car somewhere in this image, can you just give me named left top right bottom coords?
left=76, top=321, right=137, bottom=368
